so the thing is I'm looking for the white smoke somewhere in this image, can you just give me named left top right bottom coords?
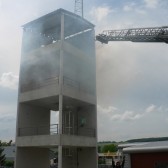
left=144, top=0, right=159, bottom=9
left=0, top=72, right=19, bottom=90
left=90, top=6, right=114, bottom=22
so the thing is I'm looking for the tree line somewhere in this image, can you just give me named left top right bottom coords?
left=0, top=140, right=14, bottom=167
left=98, top=136, right=168, bottom=144
left=126, top=137, right=168, bottom=143
left=98, top=143, right=118, bottom=153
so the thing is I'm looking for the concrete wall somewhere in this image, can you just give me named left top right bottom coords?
left=62, top=147, right=97, bottom=168
left=63, top=86, right=96, bottom=104
left=19, top=84, right=59, bottom=102
left=62, top=147, right=77, bottom=168
left=16, top=134, right=60, bottom=147
left=78, top=105, right=96, bottom=137
left=78, top=147, right=97, bottom=168
left=15, top=147, right=50, bottom=168
left=61, top=134, right=97, bottom=147
left=17, top=103, right=50, bottom=136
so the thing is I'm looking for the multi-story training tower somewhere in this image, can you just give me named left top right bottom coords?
left=15, top=9, right=97, bottom=168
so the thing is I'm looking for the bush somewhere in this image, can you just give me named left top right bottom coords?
left=4, top=160, right=14, bottom=167
left=102, top=144, right=117, bottom=153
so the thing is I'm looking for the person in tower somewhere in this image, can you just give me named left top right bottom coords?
left=112, top=156, right=125, bottom=168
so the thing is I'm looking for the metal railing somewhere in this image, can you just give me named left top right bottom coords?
left=50, top=124, right=59, bottom=135
left=20, top=75, right=95, bottom=95
left=18, top=124, right=95, bottom=137
left=20, top=76, right=59, bottom=92
left=63, top=76, right=95, bottom=95
left=63, top=125, right=96, bottom=137
left=77, top=127, right=96, bottom=137
left=18, top=124, right=58, bottom=136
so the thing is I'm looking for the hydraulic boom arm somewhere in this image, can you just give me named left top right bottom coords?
left=96, top=26, right=168, bottom=44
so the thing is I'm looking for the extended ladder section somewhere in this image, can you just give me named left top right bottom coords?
left=74, top=0, right=83, bottom=17
left=96, top=26, right=168, bottom=44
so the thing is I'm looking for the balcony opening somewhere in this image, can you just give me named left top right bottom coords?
left=50, top=110, right=59, bottom=135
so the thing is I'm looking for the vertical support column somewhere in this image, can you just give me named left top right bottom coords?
left=93, top=28, right=98, bottom=168
left=58, top=12, right=64, bottom=168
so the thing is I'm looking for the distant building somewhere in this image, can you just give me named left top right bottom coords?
left=98, top=151, right=123, bottom=165
left=120, top=141, right=168, bottom=168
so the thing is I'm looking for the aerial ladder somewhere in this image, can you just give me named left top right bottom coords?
left=73, top=1, right=168, bottom=44
left=74, top=0, right=83, bottom=18
left=96, top=26, right=168, bottom=44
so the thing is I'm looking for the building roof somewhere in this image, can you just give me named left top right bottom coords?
left=123, top=141, right=168, bottom=153
left=22, top=8, right=94, bottom=39
left=23, top=8, right=94, bottom=27
left=118, top=142, right=147, bottom=149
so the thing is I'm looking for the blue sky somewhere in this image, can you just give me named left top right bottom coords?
left=0, top=0, right=168, bottom=141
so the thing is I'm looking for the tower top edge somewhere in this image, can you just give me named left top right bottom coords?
left=22, top=8, right=94, bottom=29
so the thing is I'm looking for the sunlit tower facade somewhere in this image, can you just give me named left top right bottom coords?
left=15, top=9, right=97, bottom=168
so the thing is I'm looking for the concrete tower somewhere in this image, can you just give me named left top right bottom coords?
left=15, top=9, right=97, bottom=168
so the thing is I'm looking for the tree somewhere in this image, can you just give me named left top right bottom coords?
left=4, top=160, right=14, bottom=167
left=1, top=140, right=12, bottom=147
left=0, top=141, right=6, bottom=166
left=98, top=145, right=102, bottom=153
left=102, top=144, right=117, bottom=153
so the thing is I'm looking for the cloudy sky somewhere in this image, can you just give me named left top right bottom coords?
left=0, top=0, right=168, bottom=142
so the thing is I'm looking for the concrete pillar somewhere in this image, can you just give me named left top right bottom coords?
left=58, top=12, right=64, bottom=168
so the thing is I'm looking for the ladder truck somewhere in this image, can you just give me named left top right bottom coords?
left=96, top=26, right=168, bottom=44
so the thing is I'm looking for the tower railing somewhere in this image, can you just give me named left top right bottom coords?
left=20, top=76, right=95, bottom=94
left=20, top=76, right=59, bottom=92
left=63, top=125, right=96, bottom=137
left=18, top=124, right=95, bottom=137
left=18, top=124, right=59, bottom=136
left=63, top=76, right=95, bottom=95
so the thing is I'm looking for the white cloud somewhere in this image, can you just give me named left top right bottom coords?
left=111, top=111, right=143, bottom=121
left=98, top=105, right=118, bottom=114
left=135, top=9, right=146, bottom=15
left=90, top=6, right=113, bottom=22
left=0, top=111, right=16, bottom=121
left=123, top=2, right=146, bottom=14
left=121, top=111, right=143, bottom=120
left=98, top=103, right=162, bottom=123
left=123, top=3, right=136, bottom=12
left=123, top=5, right=133, bottom=12
left=0, top=72, right=18, bottom=90
left=0, top=104, right=16, bottom=115
left=144, top=0, right=159, bottom=8
left=97, top=103, right=168, bottom=141
left=98, top=105, right=144, bottom=122
left=145, top=104, right=156, bottom=113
